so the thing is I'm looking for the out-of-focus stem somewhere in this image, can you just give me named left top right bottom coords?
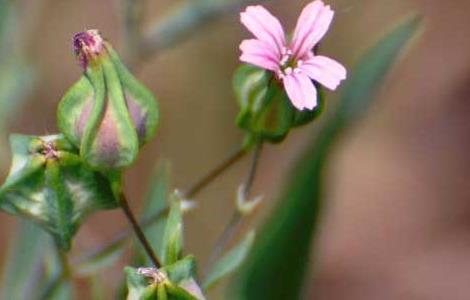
left=206, top=142, right=263, bottom=269
left=37, top=247, right=71, bottom=300
left=123, top=0, right=145, bottom=68
left=136, top=0, right=267, bottom=64
left=181, top=146, right=248, bottom=199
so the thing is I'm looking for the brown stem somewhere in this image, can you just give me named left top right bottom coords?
left=119, top=193, right=162, bottom=268
left=181, top=146, right=248, bottom=199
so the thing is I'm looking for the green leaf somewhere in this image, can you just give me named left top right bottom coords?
left=162, top=256, right=196, bottom=284
left=0, top=134, right=118, bottom=250
left=161, top=199, right=184, bottom=265
left=202, top=230, right=255, bottom=290
left=231, top=16, right=421, bottom=300
left=0, top=220, right=48, bottom=300
left=138, top=161, right=170, bottom=264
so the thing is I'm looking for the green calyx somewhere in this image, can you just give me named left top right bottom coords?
left=125, top=256, right=205, bottom=300
left=0, top=134, right=118, bottom=250
left=233, top=64, right=324, bottom=145
left=58, top=29, right=159, bottom=170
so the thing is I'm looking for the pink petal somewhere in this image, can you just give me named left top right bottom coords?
left=240, top=39, right=279, bottom=62
left=300, top=55, right=346, bottom=90
left=240, top=53, right=279, bottom=71
left=290, top=1, right=334, bottom=58
left=283, top=73, right=318, bottom=110
left=240, top=5, right=286, bottom=55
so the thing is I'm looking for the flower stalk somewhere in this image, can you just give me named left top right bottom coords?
left=119, top=193, right=162, bottom=268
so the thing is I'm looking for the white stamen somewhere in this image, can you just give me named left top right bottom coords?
left=294, top=68, right=301, bottom=74
left=284, top=67, right=293, bottom=75
left=280, top=54, right=290, bottom=66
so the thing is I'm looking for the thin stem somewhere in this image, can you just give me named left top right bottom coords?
left=119, top=193, right=162, bottom=268
left=75, top=207, right=168, bottom=265
left=206, top=142, right=263, bottom=269
left=37, top=274, right=63, bottom=300
left=241, top=142, right=263, bottom=198
left=78, top=146, right=246, bottom=265
left=181, top=146, right=248, bottom=199
left=123, top=0, right=145, bottom=68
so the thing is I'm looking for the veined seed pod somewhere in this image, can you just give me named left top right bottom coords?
left=58, top=29, right=159, bottom=170
left=0, top=134, right=118, bottom=250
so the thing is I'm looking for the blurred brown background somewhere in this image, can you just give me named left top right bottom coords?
left=2, top=0, right=470, bottom=299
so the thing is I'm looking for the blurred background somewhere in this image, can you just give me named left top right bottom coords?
left=1, top=0, right=470, bottom=299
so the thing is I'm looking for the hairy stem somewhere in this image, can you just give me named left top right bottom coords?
left=119, top=193, right=162, bottom=268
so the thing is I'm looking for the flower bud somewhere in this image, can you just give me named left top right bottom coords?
left=233, top=64, right=324, bottom=145
left=58, top=29, right=159, bottom=170
left=0, top=134, right=118, bottom=250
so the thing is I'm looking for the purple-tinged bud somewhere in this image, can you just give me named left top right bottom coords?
left=73, top=29, right=104, bottom=70
left=59, top=30, right=159, bottom=170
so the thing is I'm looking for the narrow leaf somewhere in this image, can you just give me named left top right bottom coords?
left=0, top=220, right=47, bottom=300
left=139, top=161, right=170, bottom=263
left=161, top=199, right=183, bottom=265
left=203, top=231, right=255, bottom=290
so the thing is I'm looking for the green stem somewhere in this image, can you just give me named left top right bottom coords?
left=119, top=193, right=162, bottom=268
left=206, top=142, right=263, bottom=270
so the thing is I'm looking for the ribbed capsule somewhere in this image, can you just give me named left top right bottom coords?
left=58, top=30, right=159, bottom=170
left=0, top=134, right=118, bottom=250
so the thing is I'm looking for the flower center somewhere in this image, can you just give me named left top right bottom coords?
left=278, top=47, right=302, bottom=79
left=41, top=141, right=59, bottom=160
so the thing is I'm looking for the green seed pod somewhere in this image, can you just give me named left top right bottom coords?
left=58, top=29, right=159, bottom=170
left=233, top=64, right=324, bottom=145
left=0, top=134, right=118, bottom=250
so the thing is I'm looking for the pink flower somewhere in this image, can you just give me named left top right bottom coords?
left=239, top=1, right=346, bottom=110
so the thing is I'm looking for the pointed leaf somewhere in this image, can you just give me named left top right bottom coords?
left=161, top=199, right=184, bottom=265
left=203, top=230, right=255, bottom=290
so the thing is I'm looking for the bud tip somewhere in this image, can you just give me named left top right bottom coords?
left=73, top=29, right=104, bottom=69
